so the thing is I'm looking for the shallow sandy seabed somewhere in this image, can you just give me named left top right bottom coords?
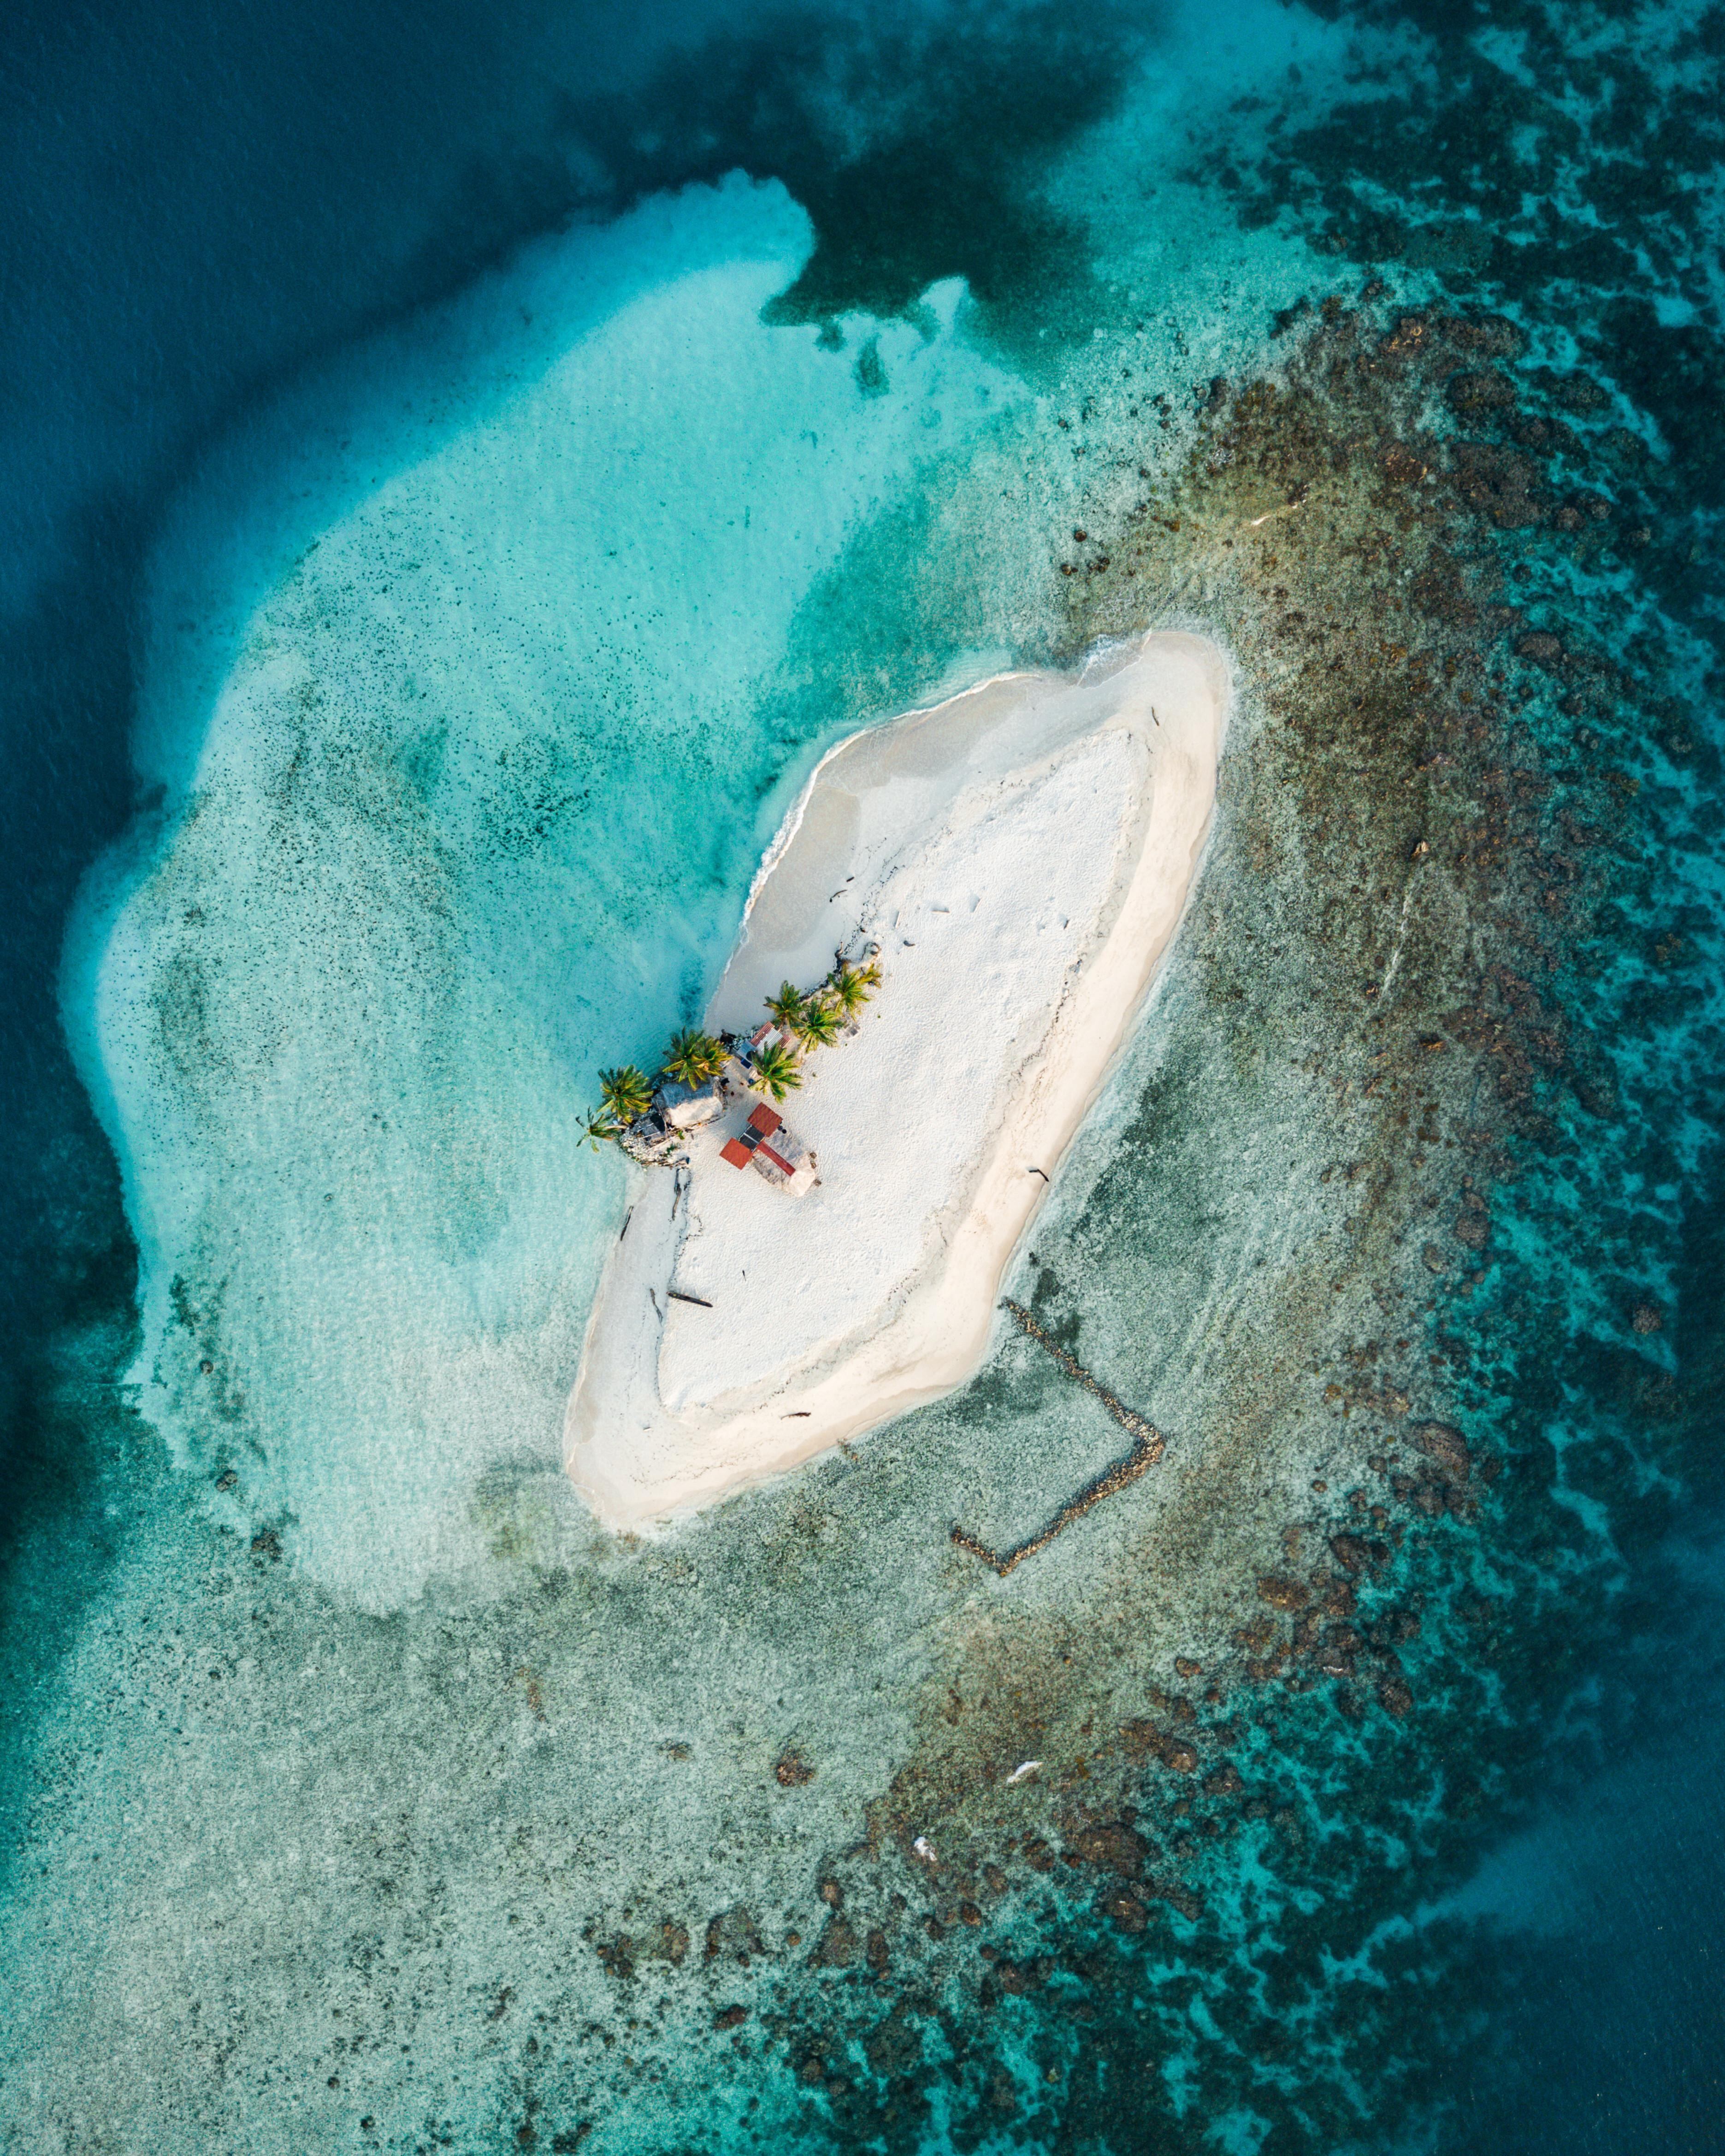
left=566, top=630, right=1229, bottom=1526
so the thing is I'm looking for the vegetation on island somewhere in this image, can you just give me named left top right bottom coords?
left=763, top=981, right=808, bottom=1034
left=660, top=1027, right=727, bottom=1089
left=749, top=1040, right=801, bottom=1102
left=582, top=954, right=881, bottom=1156
left=794, top=996, right=843, bottom=1051
left=829, top=962, right=876, bottom=1019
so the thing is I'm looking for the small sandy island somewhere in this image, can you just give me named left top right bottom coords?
left=565, top=630, right=1229, bottom=1528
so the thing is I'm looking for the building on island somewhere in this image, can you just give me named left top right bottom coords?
left=621, top=1055, right=769, bottom=1167
left=721, top=1102, right=817, bottom=1197
left=653, top=1078, right=724, bottom=1131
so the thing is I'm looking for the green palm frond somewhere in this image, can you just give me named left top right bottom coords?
left=660, top=1028, right=725, bottom=1089
left=828, top=966, right=872, bottom=1016
left=582, top=1107, right=621, bottom=1152
left=598, top=1065, right=653, bottom=1124
left=794, top=995, right=842, bottom=1049
left=750, top=1040, right=803, bottom=1102
left=764, top=981, right=807, bottom=1032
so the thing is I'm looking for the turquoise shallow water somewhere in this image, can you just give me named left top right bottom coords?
left=4, top=1, right=1724, bottom=2150
left=70, top=175, right=1027, bottom=1603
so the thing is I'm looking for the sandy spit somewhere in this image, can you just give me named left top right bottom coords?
left=564, top=630, right=1230, bottom=1528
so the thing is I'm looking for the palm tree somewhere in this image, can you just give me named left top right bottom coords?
left=764, top=980, right=807, bottom=1034
left=828, top=965, right=873, bottom=1019
left=750, top=1040, right=803, bottom=1102
left=660, top=1028, right=725, bottom=1089
left=795, top=994, right=842, bottom=1050
left=582, top=1107, right=621, bottom=1152
left=598, top=1065, right=652, bottom=1125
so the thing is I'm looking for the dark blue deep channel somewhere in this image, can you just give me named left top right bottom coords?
left=2, top=2, right=1722, bottom=2150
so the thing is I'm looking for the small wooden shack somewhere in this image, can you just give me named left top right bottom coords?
left=654, top=1078, right=724, bottom=1131
left=721, top=1102, right=817, bottom=1197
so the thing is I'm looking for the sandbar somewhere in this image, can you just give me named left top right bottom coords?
left=564, top=630, right=1229, bottom=1528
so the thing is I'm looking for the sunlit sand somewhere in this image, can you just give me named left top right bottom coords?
left=565, top=630, right=1229, bottom=1528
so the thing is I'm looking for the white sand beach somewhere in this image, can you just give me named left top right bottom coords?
left=564, top=630, right=1229, bottom=1528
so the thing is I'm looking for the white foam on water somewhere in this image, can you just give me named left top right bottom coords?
left=70, top=174, right=1022, bottom=1608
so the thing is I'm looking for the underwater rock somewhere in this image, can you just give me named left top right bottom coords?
left=1441, top=312, right=1525, bottom=359
left=1450, top=441, right=1545, bottom=527
left=1453, top=1208, right=1490, bottom=1250
left=1121, top=1723, right=1199, bottom=1773
left=1145, top=1879, right=1203, bottom=1923
left=862, top=2010, right=921, bottom=2077
left=1100, top=1889, right=1148, bottom=1933
left=811, top=1920, right=857, bottom=1968
left=1377, top=1675, right=1414, bottom=1719
left=1379, top=440, right=1430, bottom=485
left=1410, top=1420, right=1472, bottom=1479
left=649, top=1923, right=689, bottom=1967
left=1328, top=1533, right=1370, bottom=1573
left=1446, top=367, right=1517, bottom=416
left=704, top=1907, right=762, bottom=1964
left=1256, top=1575, right=1309, bottom=1611
left=1063, top=1820, right=1149, bottom=1879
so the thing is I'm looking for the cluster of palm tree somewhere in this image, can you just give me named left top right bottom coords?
left=750, top=959, right=880, bottom=1098
left=660, top=1027, right=727, bottom=1089
left=582, top=1063, right=647, bottom=1149
left=583, top=955, right=882, bottom=1142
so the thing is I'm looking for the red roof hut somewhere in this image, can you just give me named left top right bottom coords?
left=721, top=1102, right=816, bottom=1196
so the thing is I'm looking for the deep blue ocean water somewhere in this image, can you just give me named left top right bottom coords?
left=3, top=1, right=1722, bottom=2149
